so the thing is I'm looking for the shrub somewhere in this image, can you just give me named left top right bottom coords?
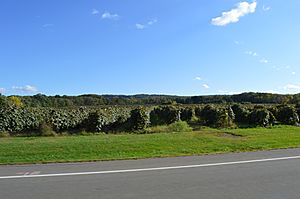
left=196, top=105, right=234, bottom=128
left=197, top=105, right=217, bottom=126
left=150, top=106, right=180, bottom=126
left=0, top=131, right=10, bottom=138
left=180, top=107, right=194, bottom=122
left=83, top=111, right=108, bottom=132
left=297, top=108, right=300, bottom=119
left=47, top=108, right=89, bottom=132
left=8, top=96, right=23, bottom=107
left=194, top=106, right=202, bottom=118
left=249, top=109, right=276, bottom=127
left=39, top=123, right=57, bottom=137
left=145, top=121, right=192, bottom=134
left=232, top=104, right=250, bottom=124
left=168, top=121, right=193, bottom=132
left=0, top=105, right=43, bottom=133
left=104, top=115, right=128, bottom=132
left=276, top=105, right=299, bottom=125
left=127, top=107, right=149, bottom=131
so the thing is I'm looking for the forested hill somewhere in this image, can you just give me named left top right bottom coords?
left=1, top=92, right=300, bottom=107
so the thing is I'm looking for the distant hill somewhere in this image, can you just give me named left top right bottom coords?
left=1, top=92, right=300, bottom=107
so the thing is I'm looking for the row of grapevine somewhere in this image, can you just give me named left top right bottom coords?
left=0, top=104, right=299, bottom=135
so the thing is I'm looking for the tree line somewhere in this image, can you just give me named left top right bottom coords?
left=1, top=92, right=300, bottom=107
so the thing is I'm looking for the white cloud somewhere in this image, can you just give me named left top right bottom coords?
left=0, top=88, right=5, bottom=94
left=135, top=19, right=158, bottom=30
left=102, top=12, right=120, bottom=20
left=245, top=51, right=258, bottom=57
left=195, top=77, right=202, bottom=81
left=12, top=85, right=38, bottom=93
left=92, top=9, right=99, bottom=15
left=283, top=84, right=300, bottom=90
left=136, top=24, right=146, bottom=30
left=42, top=24, right=54, bottom=28
left=234, top=41, right=243, bottom=45
left=260, top=58, right=268, bottom=64
left=202, top=84, right=210, bottom=89
left=211, top=1, right=257, bottom=26
left=292, top=72, right=296, bottom=75
left=263, top=5, right=271, bottom=11
left=147, top=19, right=158, bottom=25
left=272, top=66, right=280, bottom=71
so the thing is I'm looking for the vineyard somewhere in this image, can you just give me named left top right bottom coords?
left=0, top=99, right=299, bottom=136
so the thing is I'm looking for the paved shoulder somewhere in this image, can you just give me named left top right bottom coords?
left=1, top=149, right=300, bottom=199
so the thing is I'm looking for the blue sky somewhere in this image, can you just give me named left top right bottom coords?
left=1, top=0, right=300, bottom=96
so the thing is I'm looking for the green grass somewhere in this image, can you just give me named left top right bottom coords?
left=0, top=125, right=300, bottom=165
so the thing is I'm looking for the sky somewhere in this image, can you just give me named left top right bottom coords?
left=1, top=0, right=300, bottom=96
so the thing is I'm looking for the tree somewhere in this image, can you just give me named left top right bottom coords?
left=8, top=96, right=23, bottom=107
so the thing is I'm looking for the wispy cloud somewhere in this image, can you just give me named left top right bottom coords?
left=101, top=12, right=120, bottom=20
left=195, top=77, right=202, bottom=81
left=260, top=58, right=269, bottom=64
left=136, top=24, right=146, bottom=30
left=245, top=51, right=258, bottom=57
left=147, top=19, right=158, bottom=25
left=42, top=24, right=54, bottom=28
left=91, top=9, right=99, bottom=15
left=234, top=41, right=244, bottom=45
left=0, top=88, right=5, bottom=94
left=136, top=19, right=158, bottom=30
left=12, top=85, right=38, bottom=93
left=263, top=5, right=271, bottom=12
left=202, top=84, right=210, bottom=89
left=271, top=65, right=295, bottom=73
left=211, top=1, right=257, bottom=26
left=283, top=84, right=300, bottom=90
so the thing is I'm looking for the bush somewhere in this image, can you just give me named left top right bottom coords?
left=0, top=105, right=43, bottom=133
left=39, top=123, right=57, bottom=137
left=145, top=121, right=192, bottom=134
left=180, top=108, right=194, bottom=122
left=232, top=104, right=250, bottom=124
left=196, top=105, right=235, bottom=128
left=8, top=96, right=23, bottom=107
left=0, top=106, right=133, bottom=134
left=127, top=107, right=149, bottom=131
left=249, top=108, right=276, bottom=127
left=83, top=111, right=109, bottom=132
left=168, top=121, right=193, bottom=132
left=194, top=106, right=202, bottom=118
left=0, top=131, right=10, bottom=138
left=104, top=115, right=128, bottom=132
left=150, top=106, right=180, bottom=126
left=47, top=108, right=89, bottom=132
left=276, top=105, right=299, bottom=125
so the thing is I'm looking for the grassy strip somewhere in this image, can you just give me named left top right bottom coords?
left=0, top=125, right=299, bottom=165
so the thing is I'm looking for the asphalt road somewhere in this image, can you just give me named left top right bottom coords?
left=1, top=149, right=300, bottom=199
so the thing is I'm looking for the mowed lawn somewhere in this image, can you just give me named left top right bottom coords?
left=0, top=125, right=299, bottom=165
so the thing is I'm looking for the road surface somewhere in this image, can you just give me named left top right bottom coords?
left=1, top=149, right=300, bottom=199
